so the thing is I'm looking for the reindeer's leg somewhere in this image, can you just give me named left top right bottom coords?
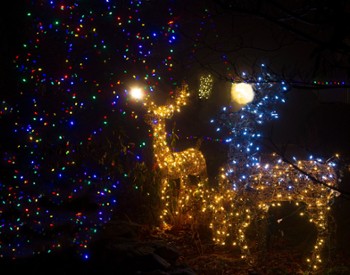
left=254, top=208, right=270, bottom=263
left=178, top=175, right=194, bottom=226
left=160, top=178, right=174, bottom=227
left=305, top=205, right=330, bottom=272
left=235, top=207, right=255, bottom=266
left=210, top=191, right=233, bottom=246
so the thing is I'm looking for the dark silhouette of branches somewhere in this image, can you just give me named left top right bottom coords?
left=176, top=0, right=350, bottom=88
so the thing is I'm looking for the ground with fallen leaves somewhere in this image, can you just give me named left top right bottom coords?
left=140, top=223, right=349, bottom=275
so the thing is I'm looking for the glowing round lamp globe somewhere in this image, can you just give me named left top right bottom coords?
left=130, top=87, right=144, bottom=100
left=231, top=83, right=255, bottom=105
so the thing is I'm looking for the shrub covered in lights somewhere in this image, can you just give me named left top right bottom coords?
left=0, top=0, right=180, bottom=260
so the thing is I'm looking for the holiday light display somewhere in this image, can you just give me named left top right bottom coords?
left=3, top=1, right=347, bottom=271
left=142, top=84, right=208, bottom=226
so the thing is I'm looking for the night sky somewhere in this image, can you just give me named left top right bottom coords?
left=1, top=1, right=350, bottom=272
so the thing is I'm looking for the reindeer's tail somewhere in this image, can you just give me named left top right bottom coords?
left=195, top=137, right=203, bottom=150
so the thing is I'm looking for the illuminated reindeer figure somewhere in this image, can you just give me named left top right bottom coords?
left=206, top=67, right=340, bottom=271
left=210, top=154, right=339, bottom=271
left=143, top=84, right=208, bottom=226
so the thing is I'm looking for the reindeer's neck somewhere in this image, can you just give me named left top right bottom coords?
left=151, top=118, right=171, bottom=164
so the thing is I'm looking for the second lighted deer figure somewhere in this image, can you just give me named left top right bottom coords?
left=143, top=84, right=208, bottom=227
left=209, top=154, right=339, bottom=271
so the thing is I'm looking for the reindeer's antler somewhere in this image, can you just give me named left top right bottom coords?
left=144, top=83, right=190, bottom=118
left=172, top=83, right=190, bottom=112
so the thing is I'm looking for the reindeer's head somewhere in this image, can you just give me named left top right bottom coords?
left=143, top=84, right=190, bottom=126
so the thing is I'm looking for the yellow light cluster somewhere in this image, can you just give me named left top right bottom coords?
left=198, top=74, right=213, bottom=100
left=207, top=154, right=338, bottom=270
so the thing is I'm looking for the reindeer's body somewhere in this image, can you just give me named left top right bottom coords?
left=159, top=148, right=207, bottom=179
left=151, top=116, right=207, bottom=180
left=144, top=85, right=208, bottom=225
left=210, top=156, right=338, bottom=271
